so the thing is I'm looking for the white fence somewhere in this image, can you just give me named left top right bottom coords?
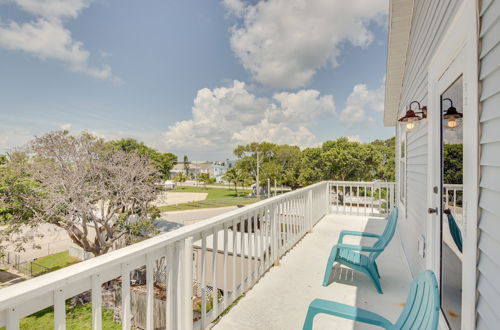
left=0, top=181, right=329, bottom=330
left=328, top=181, right=396, bottom=216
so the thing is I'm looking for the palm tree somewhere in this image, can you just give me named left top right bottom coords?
left=223, top=168, right=240, bottom=194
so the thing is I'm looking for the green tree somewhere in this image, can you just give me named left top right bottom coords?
left=198, top=173, right=214, bottom=187
left=275, top=145, right=302, bottom=189
left=369, top=137, right=396, bottom=181
left=183, top=155, right=190, bottom=177
left=223, top=168, right=242, bottom=194
left=0, top=154, right=7, bottom=166
left=0, top=153, right=42, bottom=253
left=443, top=144, right=463, bottom=184
left=232, top=137, right=396, bottom=189
left=174, top=172, right=188, bottom=182
left=107, top=138, right=177, bottom=179
left=298, top=147, right=325, bottom=186
left=2, top=132, right=161, bottom=256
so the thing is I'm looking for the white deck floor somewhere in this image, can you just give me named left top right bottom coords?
left=213, top=213, right=412, bottom=330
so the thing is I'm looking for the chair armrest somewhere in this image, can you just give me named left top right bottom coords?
left=337, top=243, right=384, bottom=252
left=339, top=230, right=381, bottom=243
left=303, top=298, right=393, bottom=329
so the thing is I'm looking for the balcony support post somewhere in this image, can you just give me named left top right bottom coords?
left=270, top=204, right=279, bottom=266
left=54, top=288, right=65, bottom=330
left=182, top=237, right=194, bottom=330
left=307, top=190, right=313, bottom=232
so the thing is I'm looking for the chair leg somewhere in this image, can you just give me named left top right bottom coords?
left=322, top=246, right=338, bottom=286
left=366, top=264, right=383, bottom=294
left=373, top=262, right=381, bottom=278
left=302, top=306, right=319, bottom=330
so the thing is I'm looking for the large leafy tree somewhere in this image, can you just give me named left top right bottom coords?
left=0, top=153, right=42, bottom=253
left=274, top=145, right=302, bottom=189
left=369, top=137, right=396, bottom=181
left=1, top=131, right=161, bottom=256
left=443, top=144, right=463, bottom=184
left=107, top=138, right=177, bottom=179
left=233, top=137, right=396, bottom=188
left=298, top=147, right=325, bottom=186
left=321, top=138, right=364, bottom=181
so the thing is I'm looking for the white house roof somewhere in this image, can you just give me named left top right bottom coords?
left=384, top=0, right=413, bottom=127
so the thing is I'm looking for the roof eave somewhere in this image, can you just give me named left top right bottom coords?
left=384, top=0, right=414, bottom=127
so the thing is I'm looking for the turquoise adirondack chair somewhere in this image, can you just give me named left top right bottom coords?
left=304, top=270, right=440, bottom=330
left=322, top=208, right=398, bottom=293
left=444, top=209, right=463, bottom=253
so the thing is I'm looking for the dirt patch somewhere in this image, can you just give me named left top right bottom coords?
left=153, top=192, right=208, bottom=206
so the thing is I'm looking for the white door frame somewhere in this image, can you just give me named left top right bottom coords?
left=427, top=0, right=479, bottom=328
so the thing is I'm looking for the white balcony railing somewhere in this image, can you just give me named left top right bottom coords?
left=328, top=181, right=396, bottom=216
left=0, top=181, right=331, bottom=330
left=443, top=183, right=463, bottom=214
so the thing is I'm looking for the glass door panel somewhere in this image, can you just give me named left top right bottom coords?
left=440, top=75, right=463, bottom=330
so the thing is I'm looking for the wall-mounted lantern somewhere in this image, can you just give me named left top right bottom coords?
left=442, top=98, right=463, bottom=129
left=398, top=101, right=427, bottom=130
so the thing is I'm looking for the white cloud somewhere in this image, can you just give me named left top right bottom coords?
left=0, top=0, right=119, bottom=82
left=233, top=120, right=317, bottom=146
left=267, top=90, right=335, bottom=125
left=347, top=135, right=361, bottom=143
left=163, top=80, right=334, bottom=153
left=339, top=83, right=384, bottom=127
left=60, top=123, right=72, bottom=130
left=224, top=0, right=388, bottom=88
left=0, top=126, right=33, bottom=153
left=10, top=0, right=90, bottom=19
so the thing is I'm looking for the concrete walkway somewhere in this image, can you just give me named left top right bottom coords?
left=213, top=213, right=412, bottom=330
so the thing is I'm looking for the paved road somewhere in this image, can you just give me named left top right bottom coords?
left=161, top=206, right=239, bottom=225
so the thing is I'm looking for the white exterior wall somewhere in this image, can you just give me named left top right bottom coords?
left=396, top=0, right=462, bottom=276
left=476, top=0, right=500, bottom=328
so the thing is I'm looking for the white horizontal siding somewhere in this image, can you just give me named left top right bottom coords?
left=477, top=0, right=500, bottom=327
left=396, top=0, right=461, bottom=277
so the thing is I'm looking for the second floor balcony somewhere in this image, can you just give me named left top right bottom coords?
left=0, top=180, right=411, bottom=330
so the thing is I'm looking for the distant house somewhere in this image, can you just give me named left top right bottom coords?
left=169, top=161, right=234, bottom=182
left=210, top=163, right=227, bottom=183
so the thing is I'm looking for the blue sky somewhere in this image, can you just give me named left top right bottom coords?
left=0, top=0, right=393, bottom=160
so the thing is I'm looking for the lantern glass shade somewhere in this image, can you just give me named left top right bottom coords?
left=447, top=119, right=459, bottom=128
left=442, top=100, right=463, bottom=130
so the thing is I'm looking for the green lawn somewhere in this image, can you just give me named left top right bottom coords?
left=0, top=303, right=120, bottom=330
left=159, top=186, right=258, bottom=212
left=30, top=251, right=79, bottom=277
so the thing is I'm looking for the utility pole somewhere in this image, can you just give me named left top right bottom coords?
left=267, top=178, right=270, bottom=198
left=274, top=179, right=277, bottom=197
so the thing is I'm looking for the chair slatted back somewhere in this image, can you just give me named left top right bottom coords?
left=369, top=207, right=398, bottom=260
left=447, top=213, right=463, bottom=253
left=394, top=270, right=440, bottom=330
